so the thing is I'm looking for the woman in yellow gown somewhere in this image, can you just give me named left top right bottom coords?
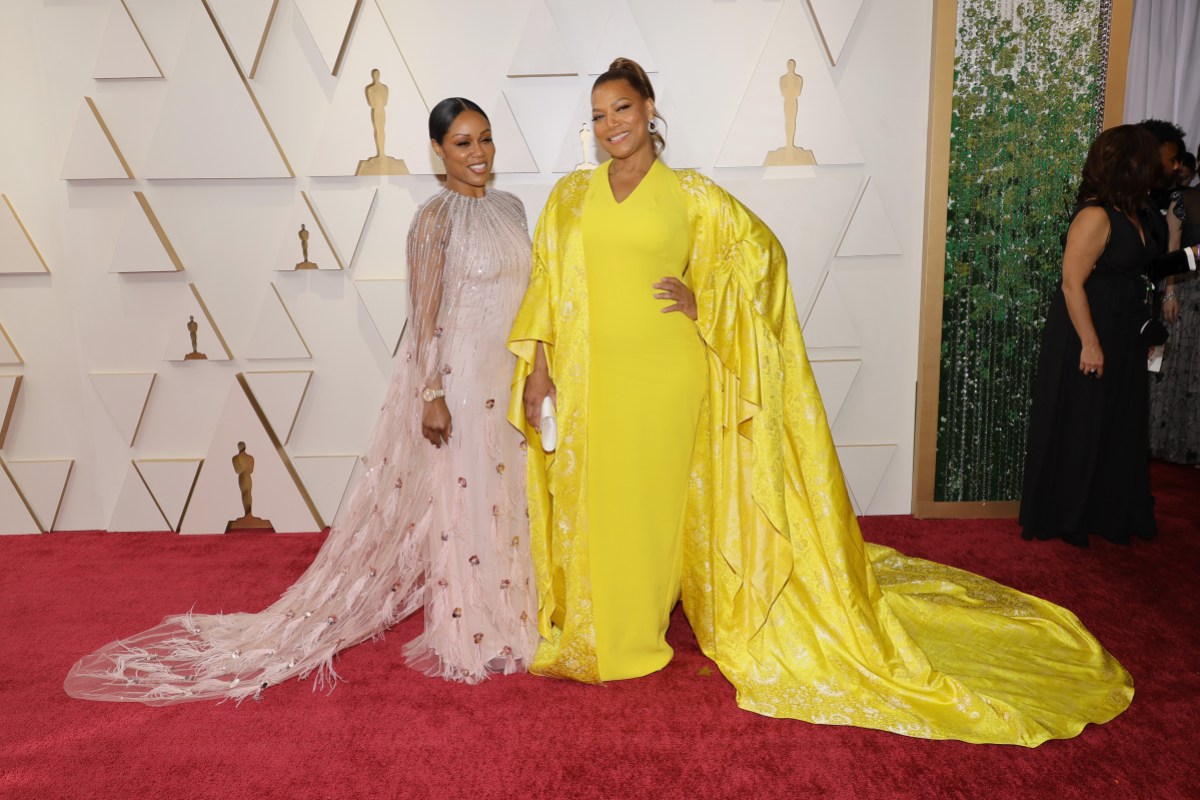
left=508, top=58, right=1133, bottom=745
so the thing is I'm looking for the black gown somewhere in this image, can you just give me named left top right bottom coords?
left=1021, top=203, right=1194, bottom=545
left=1148, top=188, right=1200, bottom=463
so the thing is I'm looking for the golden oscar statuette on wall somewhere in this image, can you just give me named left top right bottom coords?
left=184, top=315, right=208, bottom=360
left=355, top=68, right=409, bottom=176
left=574, top=123, right=598, bottom=171
left=763, top=59, right=816, bottom=167
left=225, top=441, right=275, bottom=532
left=295, top=223, right=318, bottom=269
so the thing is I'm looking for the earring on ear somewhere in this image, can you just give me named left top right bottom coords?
left=648, top=119, right=660, bottom=134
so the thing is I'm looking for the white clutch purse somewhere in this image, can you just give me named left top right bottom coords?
left=539, top=396, right=557, bottom=452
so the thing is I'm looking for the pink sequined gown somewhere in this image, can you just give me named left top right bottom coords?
left=65, top=188, right=537, bottom=704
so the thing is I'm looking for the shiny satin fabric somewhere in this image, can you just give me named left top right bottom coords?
left=508, top=166, right=1132, bottom=745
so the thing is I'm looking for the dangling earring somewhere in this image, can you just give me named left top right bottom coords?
left=647, top=119, right=659, bottom=134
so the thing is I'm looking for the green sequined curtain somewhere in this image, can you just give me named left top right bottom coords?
left=935, top=0, right=1113, bottom=501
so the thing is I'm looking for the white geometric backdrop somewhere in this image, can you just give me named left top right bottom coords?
left=0, top=0, right=933, bottom=533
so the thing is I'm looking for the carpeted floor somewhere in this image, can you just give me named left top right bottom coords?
left=1, top=461, right=1196, bottom=800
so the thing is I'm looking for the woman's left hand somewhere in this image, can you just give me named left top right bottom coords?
left=653, top=277, right=697, bottom=320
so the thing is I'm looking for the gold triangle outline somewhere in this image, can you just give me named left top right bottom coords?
left=250, top=0, right=281, bottom=79
left=832, top=443, right=896, bottom=514
left=804, top=0, right=864, bottom=66
left=133, top=192, right=185, bottom=271
left=374, top=0, right=429, bottom=109
left=2, top=458, right=75, bottom=532
left=0, top=374, right=23, bottom=449
left=494, top=91, right=542, bottom=173
left=505, top=0, right=578, bottom=78
left=105, top=0, right=164, bottom=79
left=0, top=456, right=43, bottom=532
left=189, top=283, right=235, bottom=360
left=241, top=369, right=313, bottom=445
left=1, top=194, right=51, bottom=273
left=332, top=0, right=365, bottom=77
left=0, top=322, right=23, bottom=365
left=84, top=96, right=135, bottom=179
left=249, top=283, right=314, bottom=359
left=353, top=277, right=408, bottom=356
left=199, top=0, right=295, bottom=177
left=236, top=372, right=325, bottom=529
left=300, top=191, right=343, bottom=270
left=303, top=187, right=378, bottom=269
left=89, top=371, right=156, bottom=446
left=133, top=457, right=204, bottom=531
left=808, top=357, right=862, bottom=425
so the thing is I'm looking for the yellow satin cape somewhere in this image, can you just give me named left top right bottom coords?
left=507, top=167, right=1132, bottom=745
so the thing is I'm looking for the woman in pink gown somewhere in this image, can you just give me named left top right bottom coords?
left=64, top=99, right=537, bottom=704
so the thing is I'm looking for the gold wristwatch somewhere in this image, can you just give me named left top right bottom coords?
left=421, top=387, right=446, bottom=402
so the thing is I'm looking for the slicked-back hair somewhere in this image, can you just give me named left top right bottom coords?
left=428, top=98, right=489, bottom=144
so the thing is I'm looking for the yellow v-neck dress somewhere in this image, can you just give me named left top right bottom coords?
left=581, top=159, right=706, bottom=679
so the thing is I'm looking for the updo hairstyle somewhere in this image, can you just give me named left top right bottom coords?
left=592, top=57, right=665, bottom=153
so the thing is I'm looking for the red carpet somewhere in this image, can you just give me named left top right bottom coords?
left=2, top=461, right=1197, bottom=800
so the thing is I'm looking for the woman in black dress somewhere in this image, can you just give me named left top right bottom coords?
left=1021, top=125, right=1200, bottom=546
left=1150, top=164, right=1200, bottom=464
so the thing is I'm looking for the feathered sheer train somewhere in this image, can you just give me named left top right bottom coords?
left=65, top=188, right=537, bottom=704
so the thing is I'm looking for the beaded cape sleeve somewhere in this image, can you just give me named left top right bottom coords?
left=408, top=194, right=452, bottom=390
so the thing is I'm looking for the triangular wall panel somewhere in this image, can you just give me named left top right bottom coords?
left=242, top=370, right=312, bottom=444
left=484, top=93, right=539, bottom=174
left=6, top=460, right=74, bottom=532
left=275, top=193, right=341, bottom=271
left=0, top=195, right=50, bottom=274
left=550, top=88, right=607, bottom=173
left=809, top=359, right=861, bottom=427
left=60, top=97, right=135, bottom=180
left=354, top=278, right=408, bottom=355
left=0, top=323, right=22, bottom=366
left=179, top=377, right=322, bottom=533
left=506, top=84, right=587, bottom=176
left=507, top=0, right=576, bottom=77
left=585, top=0, right=657, bottom=74
left=0, top=462, right=39, bottom=535
left=292, top=455, right=358, bottom=525
left=717, top=176, right=861, bottom=319
left=135, top=458, right=203, bottom=531
left=836, top=178, right=902, bottom=258
left=205, top=0, right=279, bottom=79
left=0, top=375, right=23, bottom=449
left=543, top=0, right=610, bottom=70
left=835, top=444, right=896, bottom=515
left=306, top=187, right=377, bottom=270
left=94, top=0, right=163, bottom=79
left=108, top=462, right=172, bottom=532
left=807, top=0, right=865, bottom=65
left=344, top=187, right=418, bottom=279
left=142, top=9, right=291, bottom=178
left=163, top=284, right=234, bottom=362
left=245, top=284, right=312, bottom=360
left=803, top=273, right=860, bottom=348
left=294, top=0, right=362, bottom=76
left=716, top=0, right=863, bottom=166
left=89, top=372, right=156, bottom=446
left=109, top=192, right=185, bottom=273
left=307, top=1, right=431, bottom=176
